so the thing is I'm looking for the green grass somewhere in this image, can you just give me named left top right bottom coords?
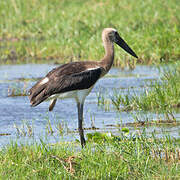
left=0, top=132, right=180, bottom=179
left=107, top=62, right=180, bottom=111
left=7, top=82, right=28, bottom=97
left=0, top=0, right=180, bottom=65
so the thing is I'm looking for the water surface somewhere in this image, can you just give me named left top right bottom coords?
left=0, top=64, right=179, bottom=147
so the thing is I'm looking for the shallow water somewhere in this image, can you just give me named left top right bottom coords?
left=0, top=64, right=179, bottom=147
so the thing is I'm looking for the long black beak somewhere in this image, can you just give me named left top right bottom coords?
left=115, top=33, right=138, bottom=58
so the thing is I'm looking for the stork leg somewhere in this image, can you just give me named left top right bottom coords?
left=77, top=102, right=86, bottom=148
left=49, top=98, right=57, bottom=111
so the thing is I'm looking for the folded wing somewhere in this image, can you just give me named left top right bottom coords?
left=29, top=66, right=102, bottom=107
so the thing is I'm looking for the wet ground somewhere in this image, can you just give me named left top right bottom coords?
left=0, top=64, right=180, bottom=147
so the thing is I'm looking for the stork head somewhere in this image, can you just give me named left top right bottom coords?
left=102, top=28, right=138, bottom=58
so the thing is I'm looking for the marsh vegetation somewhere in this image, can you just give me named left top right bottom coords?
left=0, top=0, right=180, bottom=66
left=98, top=63, right=180, bottom=112
left=0, top=63, right=180, bottom=179
left=0, top=0, right=180, bottom=179
left=0, top=131, right=180, bottom=179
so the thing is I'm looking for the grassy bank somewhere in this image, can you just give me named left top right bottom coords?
left=0, top=132, right=180, bottom=179
left=0, top=0, right=180, bottom=65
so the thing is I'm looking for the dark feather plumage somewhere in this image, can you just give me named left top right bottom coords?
left=28, top=62, right=103, bottom=107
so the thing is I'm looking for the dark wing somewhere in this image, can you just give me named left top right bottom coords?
left=29, top=67, right=103, bottom=107
left=56, top=68, right=102, bottom=93
left=29, top=61, right=89, bottom=102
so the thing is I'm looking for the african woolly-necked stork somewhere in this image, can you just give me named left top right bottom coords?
left=29, top=28, right=138, bottom=147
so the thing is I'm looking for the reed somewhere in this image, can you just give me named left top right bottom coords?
left=111, top=63, right=180, bottom=111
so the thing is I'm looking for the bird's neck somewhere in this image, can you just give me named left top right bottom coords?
left=100, top=39, right=114, bottom=74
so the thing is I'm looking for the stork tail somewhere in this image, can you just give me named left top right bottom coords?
left=28, top=81, right=48, bottom=107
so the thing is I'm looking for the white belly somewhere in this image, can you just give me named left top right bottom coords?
left=48, top=87, right=93, bottom=104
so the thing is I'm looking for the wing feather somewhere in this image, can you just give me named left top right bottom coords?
left=29, top=67, right=103, bottom=107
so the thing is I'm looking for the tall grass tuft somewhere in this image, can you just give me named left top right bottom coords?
left=111, top=63, right=180, bottom=111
